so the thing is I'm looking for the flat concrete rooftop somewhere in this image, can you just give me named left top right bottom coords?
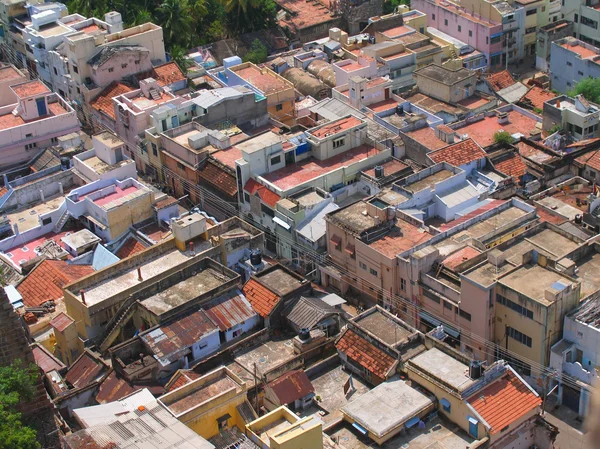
left=403, top=169, right=454, bottom=193
left=141, top=266, right=231, bottom=316
left=354, top=309, right=413, bottom=345
left=499, top=264, right=575, bottom=305
left=6, top=193, right=66, bottom=233
left=409, top=348, right=475, bottom=393
left=329, top=201, right=378, bottom=233
left=455, top=206, right=528, bottom=241
left=73, top=245, right=202, bottom=306
left=229, top=338, right=295, bottom=386
left=574, top=251, right=600, bottom=298
left=257, top=268, right=304, bottom=296
left=464, top=261, right=513, bottom=288
left=342, top=379, right=434, bottom=438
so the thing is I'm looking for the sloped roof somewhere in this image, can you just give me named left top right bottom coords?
left=242, top=278, right=281, bottom=318
left=493, top=152, right=528, bottom=179
left=115, top=237, right=147, bottom=259
left=428, top=138, right=486, bottom=167
left=244, top=178, right=281, bottom=208
left=30, top=148, right=60, bottom=172
left=576, top=149, right=600, bottom=172
left=90, top=82, right=134, bottom=120
left=136, top=61, right=186, bottom=87
left=50, top=312, right=74, bottom=332
left=283, top=296, right=339, bottom=330
left=487, top=70, right=516, bottom=91
left=520, top=86, right=556, bottom=111
left=165, top=370, right=202, bottom=392
left=65, top=351, right=108, bottom=388
left=467, top=370, right=540, bottom=434
left=335, top=328, right=396, bottom=379
left=95, top=370, right=161, bottom=404
left=198, top=159, right=238, bottom=197
left=32, top=343, right=66, bottom=373
left=17, top=260, right=94, bottom=308
left=267, top=370, right=314, bottom=405
left=204, top=289, right=257, bottom=332
left=87, top=45, right=146, bottom=68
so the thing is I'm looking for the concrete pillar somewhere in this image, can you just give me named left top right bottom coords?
left=39, top=189, right=45, bottom=202
left=3, top=174, right=8, bottom=187
left=58, top=182, right=63, bottom=195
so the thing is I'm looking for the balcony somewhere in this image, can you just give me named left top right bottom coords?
left=503, top=37, right=517, bottom=47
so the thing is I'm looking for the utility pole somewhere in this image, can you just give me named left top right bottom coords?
left=254, top=362, right=259, bottom=415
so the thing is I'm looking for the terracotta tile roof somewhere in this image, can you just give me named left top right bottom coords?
left=335, top=329, right=396, bottom=379
left=116, top=237, right=147, bottom=259
left=166, top=370, right=202, bottom=392
left=242, top=278, right=281, bottom=317
left=244, top=178, right=281, bottom=208
left=153, top=196, right=178, bottom=210
left=429, top=138, right=486, bottom=167
left=405, top=126, right=447, bottom=151
left=149, top=62, right=186, bottom=87
left=521, top=87, right=556, bottom=111
left=267, top=370, right=314, bottom=405
left=11, top=80, right=50, bottom=98
left=493, top=152, right=528, bottom=179
left=198, top=159, right=238, bottom=197
left=467, top=370, right=541, bottom=434
left=90, top=82, right=134, bottom=120
left=536, top=207, right=567, bottom=225
left=487, top=70, right=516, bottom=92
left=65, top=352, right=108, bottom=388
left=17, top=260, right=94, bottom=308
left=442, top=246, right=482, bottom=270
left=50, top=312, right=74, bottom=332
left=576, top=149, right=600, bottom=172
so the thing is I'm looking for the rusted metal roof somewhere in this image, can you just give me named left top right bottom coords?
left=65, top=351, right=108, bottom=388
left=95, top=370, right=163, bottom=404
left=140, top=310, right=218, bottom=364
left=32, top=343, right=66, bottom=374
left=267, top=370, right=314, bottom=405
left=204, top=289, right=257, bottom=332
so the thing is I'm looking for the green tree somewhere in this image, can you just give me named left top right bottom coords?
left=382, top=0, right=410, bottom=15
left=569, top=77, right=600, bottom=103
left=170, top=45, right=194, bottom=71
left=221, top=0, right=259, bottom=14
left=133, top=8, right=154, bottom=25
left=243, top=39, right=268, bottom=64
left=158, top=0, right=195, bottom=48
left=0, top=361, right=40, bottom=449
left=493, top=130, right=513, bottom=145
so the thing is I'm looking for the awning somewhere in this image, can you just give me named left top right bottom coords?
left=405, top=416, right=420, bottom=429
left=330, top=234, right=341, bottom=245
left=419, top=311, right=441, bottom=327
left=491, top=32, right=503, bottom=38
left=440, top=398, right=451, bottom=408
left=273, top=216, right=291, bottom=230
left=344, top=243, right=355, bottom=255
left=352, top=422, right=368, bottom=435
left=468, top=416, right=479, bottom=426
left=443, top=324, right=460, bottom=339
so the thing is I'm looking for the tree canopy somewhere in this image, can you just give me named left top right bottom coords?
left=67, top=0, right=278, bottom=54
left=493, top=130, right=513, bottom=145
left=569, top=77, right=600, bottom=104
left=0, top=361, right=40, bottom=449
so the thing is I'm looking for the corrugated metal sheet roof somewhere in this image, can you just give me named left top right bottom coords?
left=203, top=289, right=257, bottom=332
left=32, top=344, right=66, bottom=374
left=65, top=351, right=108, bottom=388
left=267, top=370, right=314, bottom=405
left=283, top=296, right=339, bottom=330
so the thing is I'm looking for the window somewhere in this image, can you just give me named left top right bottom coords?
left=359, top=261, right=367, bottom=270
left=369, top=268, right=378, bottom=276
left=569, top=123, right=583, bottom=134
left=578, top=70, right=584, bottom=76
left=108, top=67, right=114, bottom=72
left=496, top=294, right=534, bottom=319
left=486, top=36, right=489, bottom=44
left=581, top=16, right=598, bottom=29
left=444, top=301, right=453, bottom=311
left=53, top=67, right=58, bottom=75
left=441, top=398, right=451, bottom=413
left=177, top=162, right=185, bottom=170
left=73, top=65, right=79, bottom=73
left=444, top=19, right=448, bottom=26
left=275, top=103, right=283, bottom=111
left=151, top=142, right=158, bottom=156
left=589, top=170, right=597, bottom=178
left=459, top=309, right=471, bottom=321
left=567, top=82, right=572, bottom=87
left=575, top=14, right=579, bottom=23
left=542, top=6, right=546, bottom=11
left=400, top=278, right=406, bottom=291
left=423, top=289, right=441, bottom=304
left=42, top=217, right=52, bottom=226
left=526, top=27, right=536, bottom=34
left=567, top=61, right=572, bottom=66
left=432, top=13, right=435, bottom=20
left=135, top=60, right=140, bottom=65
left=507, top=326, right=532, bottom=347
left=261, top=204, right=275, bottom=217
left=244, top=192, right=250, bottom=203
left=217, top=415, right=229, bottom=431
left=51, top=137, right=58, bottom=143
left=526, top=8, right=537, bottom=16
left=469, top=30, right=472, bottom=37
left=491, top=35, right=502, bottom=44
left=121, top=63, right=127, bottom=68
left=333, top=138, right=345, bottom=149
left=25, top=143, right=37, bottom=150
left=25, top=133, right=32, bottom=138
left=270, top=155, right=281, bottom=165
left=458, top=25, right=462, bottom=32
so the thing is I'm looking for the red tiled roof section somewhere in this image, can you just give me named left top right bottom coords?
left=268, top=370, right=314, bottom=405
left=487, top=70, right=516, bottom=91
left=442, top=246, right=482, bottom=270
left=439, top=199, right=505, bottom=231
left=116, top=237, right=147, bottom=259
left=11, top=80, right=50, bottom=98
left=468, top=370, right=541, bottom=434
left=576, top=149, right=600, bottom=172
left=17, top=260, right=94, bottom=308
left=521, top=86, right=556, bottom=111
left=310, top=116, right=362, bottom=138
left=362, top=159, right=408, bottom=179
left=90, top=82, right=134, bottom=120
left=198, top=160, right=238, bottom=197
left=536, top=207, right=567, bottom=225
left=493, top=152, right=528, bottom=179
left=335, top=329, right=396, bottom=379
left=405, top=126, right=447, bottom=151
left=242, top=278, right=281, bottom=317
left=152, top=62, right=186, bottom=86
left=167, top=370, right=202, bottom=392
left=50, top=312, right=74, bottom=333
left=244, top=178, right=281, bottom=208
left=429, top=138, right=486, bottom=167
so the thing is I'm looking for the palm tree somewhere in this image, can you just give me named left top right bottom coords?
left=221, top=0, right=259, bottom=14
left=133, top=8, right=154, bottom=25
left=170, top=45, right=193, bottom=72
left=158, top=0, right=194, bottom=48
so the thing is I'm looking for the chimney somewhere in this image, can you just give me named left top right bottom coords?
left=137, top=267, right=143, bottom=281
left=497, top=112, right=509, bottom=125
left=189, top=241, right=194, bottom=254
left=80, top=289, right=86, bottom=305
left=556, top=99, right=560, bottom=108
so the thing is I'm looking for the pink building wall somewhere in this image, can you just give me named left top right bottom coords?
left=412, top=0, right=504, bottom=68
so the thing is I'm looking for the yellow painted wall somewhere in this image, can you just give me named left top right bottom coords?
left=183, top=395, right=247, bottom=439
